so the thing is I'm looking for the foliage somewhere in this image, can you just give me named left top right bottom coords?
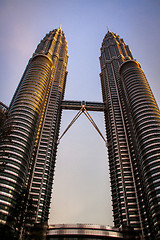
left=0, top=187, right=36, bottom=240
left=0, top=222, right=18, bottom=240
left=0, top=102, right=11, bottom=142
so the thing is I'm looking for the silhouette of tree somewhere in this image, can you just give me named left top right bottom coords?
left=13, top=188, right=35, bottom=239
left=0, top=187, right=35, bottom=240
left=0, top=222, right=18, bottom=240
left=0, top=102, right=11, bottom=142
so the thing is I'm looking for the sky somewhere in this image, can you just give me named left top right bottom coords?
left=0, top=0, right=160, bottom=227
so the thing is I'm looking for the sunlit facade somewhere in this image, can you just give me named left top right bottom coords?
left=0, top=28, right=160, bottom=240
left=0, top=28, right=68, bottom=224
left=100, top=31, right=160, bottom=239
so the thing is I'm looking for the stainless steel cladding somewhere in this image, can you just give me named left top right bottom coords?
left=100, top=31, right=160, bottom=239
left=0, top=28, right=68, bottom=224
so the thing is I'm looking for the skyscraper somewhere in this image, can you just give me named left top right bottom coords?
left=0, top=27, right=68, bottom=224
left=0, top=28, right=160, bottom=240
left=100, top=31, right=160, bottom=239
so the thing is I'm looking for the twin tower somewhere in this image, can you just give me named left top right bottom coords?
left=0, top=28, right=160, bottom=239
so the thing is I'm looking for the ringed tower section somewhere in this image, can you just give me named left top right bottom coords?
left=100, top=31, right=160, bottom=239
left=0, top=28, right=68, bottom=224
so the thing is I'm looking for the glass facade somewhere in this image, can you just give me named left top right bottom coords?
left=0, top=28, right=160, bottom=240
left=0, top=28, right=68, bottom=224
left=100, top=31, right=160, bottom=239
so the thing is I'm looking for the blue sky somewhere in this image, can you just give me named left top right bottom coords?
left=0, top=0, right=160, bottom=226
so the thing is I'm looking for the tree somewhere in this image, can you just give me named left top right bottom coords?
left=0, top=187, right=36, bottom=240
left=0, top=101, right=11, bottom=142
left=6, top=187, right=36, bottom=240
left=0, top=222, right=18, bottom=240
